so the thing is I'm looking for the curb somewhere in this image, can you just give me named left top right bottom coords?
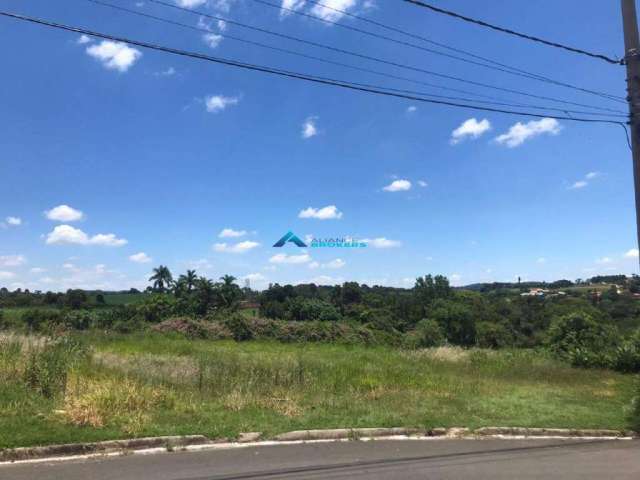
left=0, top=427, right=636, bottom=464
left=0, top=435, right=209, bottom=463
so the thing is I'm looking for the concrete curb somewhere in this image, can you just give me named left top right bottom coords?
left=0, top=435, right=210, bottom=462
left=1, top=427, right=635, bottom=463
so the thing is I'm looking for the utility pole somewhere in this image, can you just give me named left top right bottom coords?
left=622, top=0, right=640, bottom=270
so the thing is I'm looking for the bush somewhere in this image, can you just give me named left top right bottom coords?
left=135, top=295, right=176, bottom=324
left=21, top=309, right=63, bottom=332
left=152, top=317, right=232, bottom=340
left=546, top=311, right=621, bottom=368
left=414, top=319, right=446, bottom=348
left=224, top=314, right=254, bottom=341
left=62, top=310, right=93, bottom=331
left=630, top=380, right=640, bottom=432
left=476, top=322, right=513, bottom=349
left=612, top=329, right=640, bottom=373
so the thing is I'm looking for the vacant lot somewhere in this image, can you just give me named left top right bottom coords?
left=0, top=333, right=636, bottom=449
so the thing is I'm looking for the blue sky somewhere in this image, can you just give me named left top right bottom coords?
left=0, top=0, right=638, bottom=291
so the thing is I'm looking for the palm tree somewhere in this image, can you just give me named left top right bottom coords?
left=179, top=269, right=197, bottom=292
left=220, top=274, right=236, bottom=287
left=149, top=265, right=173, bottom=293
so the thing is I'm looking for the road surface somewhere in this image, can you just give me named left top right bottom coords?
left=1, top=438, right=639, bottom=479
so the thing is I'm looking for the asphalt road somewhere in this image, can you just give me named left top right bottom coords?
left=2, top=439, right=639, bottom=480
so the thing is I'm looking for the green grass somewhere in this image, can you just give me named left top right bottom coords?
left=0, top=333, right=637, bottom=449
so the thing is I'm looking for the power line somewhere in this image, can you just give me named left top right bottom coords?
left=403, top=0, right=624, bottom=65
left=0, top=9, right=626, bottom=127
left=144, top=0, right=627, bottom=114
left=86, top=0, right=627, bottom=118
left=251, top=0, right=625, bottom=102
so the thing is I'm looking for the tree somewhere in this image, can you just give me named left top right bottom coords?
left=149, top=265, right=173, bottom=293
left=217, top=275, right=242, bottom=309
left=179, top=270, right=198, bottom=292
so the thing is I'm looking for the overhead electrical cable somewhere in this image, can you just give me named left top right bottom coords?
left=250, top=0, right=625, bottom=102
left=402, top=0, right=624, bottom=65
left=0, top=10, right=627, bottom=128
left=143, top=0, right=627, bottom=114
left=85, top=0, right=626, bottom=118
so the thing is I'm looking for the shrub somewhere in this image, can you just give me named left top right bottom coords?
left=224, top=314, right=254, bottom=341
left=414, top=319, right=446, bottom=348
left=152, top=317, right=232, bottom=339
left=135, top=295, right=176, bottom=324
left=612, top=329, right=640, bottom=373
left=21, top=309, right=63, bottom=332
left=476, top=322, right=513, bottom=349
left=546, top=311, right=621, bottom=368
left=62, top=310, right=93, bottom=331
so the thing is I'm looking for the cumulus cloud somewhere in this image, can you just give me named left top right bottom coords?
left=310, top=258, right=346, bottom=269
left=2, top=216, right=22, bottom=228
left=298, top=205, right=343, bottom=220
left=406, top=105, right=417, bottom=113
left=269, top=253, right=312, bottom=264
left=495, top=118, right=561, bottom=148
left=204, top=94, right=240, bottom=113
left=77, top=34, right=92, bottom=44
left=45, top=205, right=84, bottom=222
left=45, top=225, right=127, bottom=247
left=362, top=237, right=401, bottom=248
left=417, top=180, right=428, bottom=188
left=0, top=255, right=26, bottom=267
left=450, top=118, right=491, bottom=145
left=310, top=0, right=358, bottom=21
left=203, top=33, right=223, bottom=48
left=383, top=179, right=412, bottom=192
left=218, top=228, right=247, bottom=238
left=30, top=267, right=47, bottom=274
left=213, top=240, right=260, bottom=253
left=280, top=0, right=306, bottom=16
left=176, top=0, right=207, bottom=7
left=625, top=248, right=639, bottom=258
left=86, top=41, right=142, bottom=72
left=301, top=116, right=318, bottom=139
left=129, top=252, right=152, bottom=263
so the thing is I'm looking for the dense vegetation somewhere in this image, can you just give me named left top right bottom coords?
left=2, top=269, right=640, bottom=373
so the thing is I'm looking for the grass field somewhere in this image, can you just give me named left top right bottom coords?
left=0, top=333, right=637, bottom=449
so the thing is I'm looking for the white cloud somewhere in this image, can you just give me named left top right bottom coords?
left=213, top=240, right=260, bottom=253
left=625, top=248, right=639, bottom=258
left=324, top=258, right=346, bottom=269
left=5, top=216, right=22, bottom=226
left=45, top=225, right=127, bottom=247
left=536, top=257, right=547, bottom=264
left=63, top=262, right=76, bottom=270
left=156, top=67, right=176, bottom=76
left=205, top=94, right=240, bottom=113
left=218, top=228, right=247, bottom=238
left=86, top=41, right=142, bottom=72
left=176, top=0, right=207, bottom=7
left=568, top=171, right=602, bottom=190
left=243, top=272, right=266, bottom=281
left=298, top=205, right=343, bottom=220
left=45, top=205, right=84, bottom=222
left=569, top=180, right=588, bottom=190
left=30, top=267, right=46, bottom=274
left=0, top=271, right=16, bottom=281
left=406, top=105, right=417, bottom=113
left=269, top=253, right=312, bottom=264
left=495, top=118, right=561, bottom=148
left=203, top=33, right=223, bottom=48
left=450, top=118, right=491, bottom=145
left=417, top=180, right=428, bottom=188
left=362, top=237, right=401, bottom=248
left=129, top=252, right=152, bottom=263
left=383, top=179, right=412, bottom=192
left=77, top=34, right=92, bottom=45
left=280, top=0, right=306, bottom=16
left=301, top=116, right=318, bottom=139
left=0, top=255, right=26, bottom=267
left=310, top=0, right=358, bottom=22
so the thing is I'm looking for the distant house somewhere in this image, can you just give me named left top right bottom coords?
left=520, top=288, right=548, bottom=297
